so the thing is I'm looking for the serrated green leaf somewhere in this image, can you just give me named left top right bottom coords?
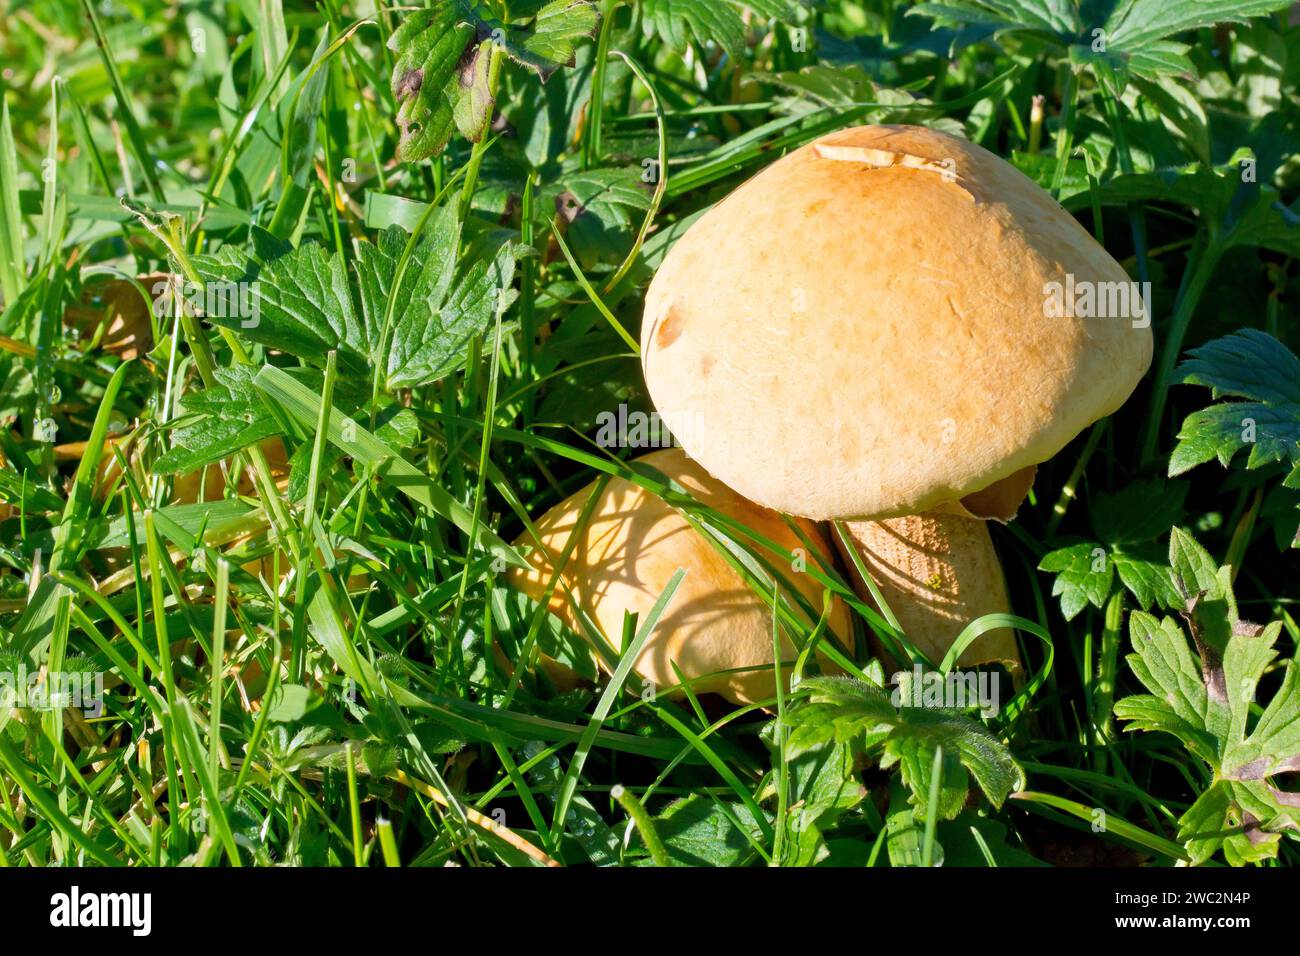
left=1168, top=526, right=1226, bottom=605
left=1117, top=610, right=1221, bottom=764
left=783, top=676, right=1020, bottom=824
left=1039, top=541, right=1113, bottom=620
left=1105, top=0, right=1294, bottom=52
left=1117, top=535, right=1300, bottom=864
left=640, top=0, right=750, bottom=62
left=1170, top=331, right=1300, bottom=488
left=154, top=364, right=283, bottom=473
left=648, top=795, right=765, bottom=867
left=1111, top=545, right=1181, bottom=610
left=388, top=6, right=477, bottom=163
left=882, top=709, right=1022, bottom=818
left=913, top=0, right=1291, bottom=91
left=193, top=228, right=365, bottom=366
left=189, top=216, right=519, bottom=396
left=504, top=0, right=599, bottom=79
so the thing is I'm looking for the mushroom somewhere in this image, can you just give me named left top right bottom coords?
left=508, top=448, right=851, bottom=705
left=640, top=124, right=1153, bottom=672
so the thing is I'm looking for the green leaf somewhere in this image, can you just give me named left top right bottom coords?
left=193, top=228, right=366, bottom=366
left=154, top=364, right=282, bottom=474
left=913, top=0, right=1292, bottom=91
left=1105, top=0, right=1294, bottom=52
left=1039, top=480, right=1186, bottom=618
left=388, top=1, right=597, bottom=162
left=783, top=676, right=1021, bottom=822
left=1117, top=610, right=1221, bottom=764
left=783, top=676, right=897, bottom=754
left=503, top=0, right=599, bottom=79
left=191, top=217, right=520, bottom=392
left=939, top=813, right=1049, bottom=866
left=266, top=683, right=311, bottom=722
left=1039, top=541, right=1113, bottom=620
left=544, top=167, right=652, bottom=268
left=1111, top=546, right=1181, bottom=611
left=1170, top=330, right=1300, bottom=489
left=452, top=41, right=496, bottom=142
left=387, top=6, right=478, bottom=163
left=1116, top=531, right=1300, bottom=864
left=781, top=737, right=865, bottom=866
left=640, top=0, right=792, bottom=62
left=1091, top=479, right=1188, bottom=547
left=882, top=709, right=1022, bottom=819
left=1167, top=526, right=1226, bottom=604
left=389, top=232, right=521, bottom=388
left=651, top=795, right=765, bottom=867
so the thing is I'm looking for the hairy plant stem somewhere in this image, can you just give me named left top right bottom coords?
left=1092, top=590, right=1123, bottom=774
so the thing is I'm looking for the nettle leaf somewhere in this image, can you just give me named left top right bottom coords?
left=388, top=1, right=597, bottom=163
left=1115, top=528, right=1300, bottom=865
left=782, top=676, right=1021, bottom=822
left=1038, top=479, right=1185, bottom=619
left=155, top=365, right=283, bottom=474
left=640, top=0, right=794, bottom=63
left=1169, top=330, right=1300, bottom=494
left=395, top=233, right=520, bottom=388
left=194, top=229, right=366, bottom=365
left=193, top=216, right=520, bottom=391
left=355, top=212, right=522, bottom=389
left=172, top=217, right=519, bottom=470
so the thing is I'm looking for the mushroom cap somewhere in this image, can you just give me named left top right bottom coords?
left=508, top=448, right=850, bottom=705
left=642, top=124, right=1153, bottom=521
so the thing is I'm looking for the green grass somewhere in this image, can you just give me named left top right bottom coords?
left=0, top=0, right=1296, bottom=867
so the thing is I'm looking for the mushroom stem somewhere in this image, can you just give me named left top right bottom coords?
left=833, top=511, right=1022, bottom=677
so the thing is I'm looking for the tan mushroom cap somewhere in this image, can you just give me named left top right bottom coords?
left=508, top=448, right=851, bottom=706
left=642, top=124, right=1153, bottom=522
